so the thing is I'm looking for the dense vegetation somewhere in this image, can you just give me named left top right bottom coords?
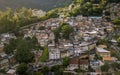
left=0, top=7, right=39, bottom=34
left=40, top=46, right=49, bottom=62
left=53, top=23, right=74, bottom=42
left=4, top=37, right=40, bottom=63
left=113, top=19, right=120, bottom=25
left=0, top=7, right=60, bottom=35
left=69, top=0, right=107, bottom=16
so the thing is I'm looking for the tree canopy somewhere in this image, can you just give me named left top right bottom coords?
left=16, top=63, right=28, bottom=75
left=0, top=7, right=39, bottom=34
left=53, top=23, right=74, bottom=42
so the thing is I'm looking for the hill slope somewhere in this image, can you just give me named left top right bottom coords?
left=0, top=0, right=72, bottom=11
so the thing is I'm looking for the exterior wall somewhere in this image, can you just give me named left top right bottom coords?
left=49, top=50, right=60, bottom=60
left=89, top=43, right=96, bottom=50
left=97, top=52, right=110, bottom=57
left=61, top=52, right=70, bottom=59
left=80, top=65, right=88, bottom=70
left=68, top=64, right=78, bottom=70
left=0, top=59, right=9, bottom=69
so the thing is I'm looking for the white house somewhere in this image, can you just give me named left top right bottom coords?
left=49, top=48, right=60, bottom=60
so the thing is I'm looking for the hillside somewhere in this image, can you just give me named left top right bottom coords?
left=0, top=0, right=72, bottom=11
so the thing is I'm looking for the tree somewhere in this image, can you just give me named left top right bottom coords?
left=51, top=65, right=64, bottom=75
left=112, top=62, right=120, bottom=70
left=117, top=37, right=120, bottom=46
left=101, top=63, right=109, bottom=72
left=0, top=7, right=39, bottom=34
left=63, top=57, right=70, bottom=67
left=61, top=23, right=74, bottom=39
left=53, top=28, right=60, bottom=43
left=113, top=19, right=120, bottom=25
left=3, top=39, right=17, bottom=54
left=40, top=46, right=49, bottom=62
left=4, top=44, right=14, bottom=54
left=41, top=66, right=50, bottom=75
left=16, top=63, right=28, bottom=75
left=39, top=26, right=46, bottom=30
left=15, top=40, right=34, bottom=63
left=94, top=54, right=103, bottom=60
left=33, top=72, right=43, bottom=75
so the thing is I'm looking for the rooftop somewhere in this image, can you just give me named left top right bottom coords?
left=96, top=47, right=110, bottom=53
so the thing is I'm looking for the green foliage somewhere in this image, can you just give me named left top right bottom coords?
left=63, top=57, right=70, bottom=67
left=16, top=63, right=28, bottom=75
left=0, top=7, right=39, bottom=34
left=4, top=37, right=39, bottom=63
left=113, top=19, right=120, bottom=25
left=3, top=39, right=17, bottom=54
left=74, top=68, right=86, bottom=73
left=111, top=62, right=120, bottom=71
left=117, top=37, right=120, bottom=42
left=40, top=9, right=59, bottom=21
left=39, top=26, right=46, bottom=30
left=53, top=23, right=74, bottom=42
left=115, top=71, right=120, bottom=75
left=70, top=0, right=105, bottom=16
left=94, top=54, right=103, bottom=60
left=111, top=52, right=119, bottom=59
left=15, top=39, right=34, bottom=63
left=61, top=23, right=74, bottom=39
left=51, top=65, right=64, bottom=75
left=101, top=63, right=109, bottom=72
left=33, top=72, right=43, bottom=75
left=97, top=39, right=109, bottom=45
left=107, top=0, right=120, bottom=3
left=40, top=46, right=49, bottom=62
left=117, top=37, right=120, bottom=46
left=41, top=66, right=50, bottom=75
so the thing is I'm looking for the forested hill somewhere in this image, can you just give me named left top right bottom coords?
left=0, top=0, right=72, bottom=11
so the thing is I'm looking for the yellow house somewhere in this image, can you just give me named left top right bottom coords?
left=60, top=50, right=70, bottom=59
left=89, top=43, right=96, bottom=50
left=96, top=47, right=110, bottom=57
left=103, top=57, right=116, bottom=62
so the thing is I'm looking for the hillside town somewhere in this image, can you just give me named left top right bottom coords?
left=0, top=0, right=120, bottom=75
left=0, top=14, right=120, bottom=75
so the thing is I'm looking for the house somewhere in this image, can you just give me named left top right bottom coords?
left=103, top=57, right=117, bottom=62
left=98, top=45, right=107, bottom=49
left=0, top=33, right=16, bottom=44
left=79, top=59, right=89, bottom=71
left=32, top=9, right=46, bottom=17
left=63, top=43, right=73, bottom=49
left=88, top=43, right=96, bottom=50
left=0, top=59, right=9, bottom=70
left=8, top=55, right=16, bottom=66
left=60, top=50, right=70, bottom=59
left=68, top=58, right=79, bottom=70
left=0, top=44, right=4, bottom=52
left=67, top=48, right=74, bottom=56
left=36, top=32, right=49, bottom=46
left=68, top=57, right=89, bottom=71
left=90, top=60, right=103, bottom=70
left=49, top=32, right=55, bottom=41
left=48, top=43, right=55, bottom=48
left=7, top=69, right=16, bottom=75
left=96, top=47, right=110, bottom=57
left=60, top=48, right=74, bottom=58
left=110, top=39, right=118, bottom=45
left=0, top=52, right=7, bottom=60
left=49, top=48, right=60, bottom=60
